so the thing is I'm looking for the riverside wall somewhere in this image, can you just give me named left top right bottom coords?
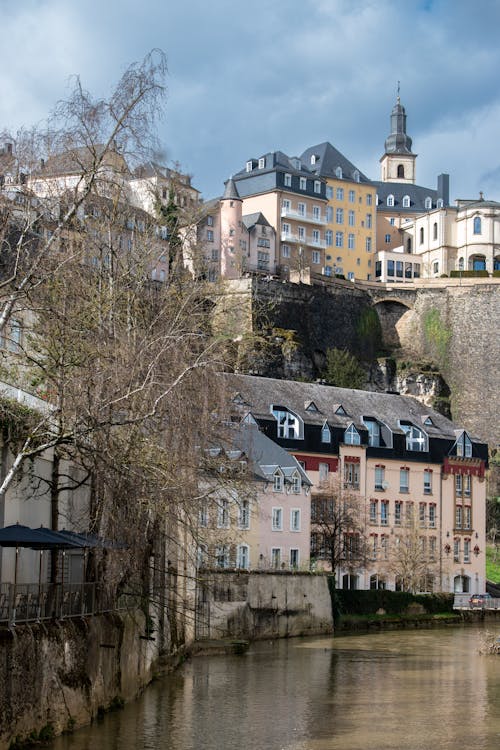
left=0, top=611, right=160, bottom=750
left=196, top=571, right=334, bottom=641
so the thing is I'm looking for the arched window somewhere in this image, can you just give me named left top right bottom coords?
left=407, top=238, right=412, bottom=252
left=437, top=198, right=444, bottom=208
left=454, top=575, right=470, bottom=593
left=402, top=195, right=410, bottom=208
left=419, top=227, right=424, bottom=244
left=271, top=406, right=303, bottom=439
left=344, top=423, right=361, bottom=445
left=425, top=196, right=432, bottom=210
left=387, top=194, right=394, bottom=207
left=458, top=257, right=464, bottom=270
left=433, top=222, right=438, bottom=241
left=353, top=169, right=360, bottom=182
left=473, top=216, right=482, bottom=234
left=335, top=166, right=342, bottom=178
left=397, top=164, right=405, bottom=179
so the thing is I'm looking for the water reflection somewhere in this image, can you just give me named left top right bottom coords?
left=49, top=626, right=500, bottom=750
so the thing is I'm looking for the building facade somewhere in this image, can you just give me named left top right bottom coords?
left=223, top=373, right=488, bottom=594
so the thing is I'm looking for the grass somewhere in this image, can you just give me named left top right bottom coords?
left=486, top=544, right=500, bottom=584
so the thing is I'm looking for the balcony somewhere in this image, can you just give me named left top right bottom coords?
left=281, top=207, right=327, bottom=225
left=281, top=232, right=327, bottom=249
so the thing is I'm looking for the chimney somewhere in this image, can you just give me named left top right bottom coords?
left=437, top=173, right=449, bottom=207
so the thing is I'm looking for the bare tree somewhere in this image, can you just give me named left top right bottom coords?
left=310, top=473, right=367, bottom=583
left=383, top=504, right=438, bottom=593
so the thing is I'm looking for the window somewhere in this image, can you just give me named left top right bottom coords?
left=272, top=407, right=302, bottom=439
left=335, top=231, right=344, bottom=248
left=290, top=549, right=299, bottom=569
left=321, top=421, right=331, bottom=443
left=353, top=170, right=360, bottom=183
left=282, top=199, right=291, bottom=213
left=290, top=509, right=301, bottom=531
left=314, top=180, right=321, bottom=194
left=298, top=226, right=305, bottom=241
left=370, top=500, right=378, bottom=524
left=455, top=432, right=472, bottom=457
left=429, top=536, right=437, bottom=560
left=365, top=237, right=372, bottom=252
left=473, top=216, right=482, bottom=234
left=258, top=157, right=265, bottom=169
left=385, top=234, right=391, bottom=243
left=387, top=260, right=395, bottom=276
left=374, top=466, right=385, bottom=491
left=282, top=244, right=290, bottom=258
left=199, top=502, right=208, bottom=527
left=402, top=195, right=410, bottom=208
left=464, top=538, right=471, bottom=563
left=216, top=545, right=230, bottom=568
left=291, top=473, right=301, bottom=494
left=274, top=471, right=284, bottom=493
left=348, top=233, right=355, bottom=249
left=425, top=196, right=432, bottom=209
left=429, top=504, right=436, bottom=528
left=299, top=177, right=307, bottom=190
left=464, top=505, right=471, bottom=530
left=284, top=173, right=292, bottom=187
left=400, top=468, right=409, bottom=493
left=387, top=195, right=394, bottom=207
left=211, top=248, right=219, bottom=261
left=234, top=544, right=249, bottom=570
left=424, top=470, right=432, bottom=494
left=433, top=222, right=438, bottom=241
left=419, top=502, right=426, bottom=527
left=239, top=500, right=250, bottom=529
left=326, top=206, right=333, bottom=222
left=336, top=208, right=344, bottom=224
left=397, top=164, right=405, bottom=179
left=6, top=319, right=22, bottom=353
left=401, top=423, right=427, bottom=452
left=364, top=419, right=380, bottom=447
left=375, top=261, right=382, bottom=278
left=335, top=167, right=342, bottom=179
left=207, top=215, right=214, bottom=226
left=395, top=501, right=402, bottom=525
left=432, top=261, right=439, bottom=274
left=319, top=462, right=329, bottom=483
left=455, top=474, right=463, bottom=496
left=312, top=205, right=320, bottom=220
left=217, top=499, right=230, bottom=528
left=344, top=424, right=360, bottom=445
left=325, top=230, right=333, bottom=246
left=207, top=229, right=214, bottom=241
left=348, top=210, right=355, bottom=227
left=272, top=507, right=283, bottom=531
left=344, top=461, right=360, bottom=488
left=419, top=227, right=424, bottom=244
left=271, top=548, right=281, bottom=569
left=366, top=213, right=372, bottom=229
left=312, top=229, right=320, bottom=245
left=246, top=161, right=253, bottom=172
left=453, top=538, right=460, bottom=562
left=366, top=194, right=372, bottom=206
left=326, top=186, right=333, bottom=199
left=381, top=501, right=389, bottom=526
left=455, top=505, right=462, bottom=529
left=336, top=187, right=344, bottom=200
left=349, top=190, right=355, bottom=203
left=464, top=474, right=471, bottom=498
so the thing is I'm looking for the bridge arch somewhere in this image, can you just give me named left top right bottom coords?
left=372, top=298, right=417, bottom=351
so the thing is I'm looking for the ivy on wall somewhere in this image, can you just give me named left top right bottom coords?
left=422, top=308, right=451, bottom=363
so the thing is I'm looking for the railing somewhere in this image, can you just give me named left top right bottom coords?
left=453, top=593, right=500, bottom=609
left=281, top=207, right=327, bottom=225
left=0, top=582, right=130, bottom=626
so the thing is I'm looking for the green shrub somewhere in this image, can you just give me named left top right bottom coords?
left=334, top=589, right=454, bottom=615
left=450, top=270, right=489, bottom=278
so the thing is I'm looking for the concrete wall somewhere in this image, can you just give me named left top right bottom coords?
left=0, top=611, right=160, bottom=750
left=197, top=571, right=333, bottom=640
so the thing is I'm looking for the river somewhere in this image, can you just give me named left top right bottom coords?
left=49, top=625, right=500, bottom=750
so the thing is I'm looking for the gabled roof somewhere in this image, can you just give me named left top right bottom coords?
left=300, top=142, right=370, bottom=184
left=233, top=424, right=311, bottom=485
left=242, top=212, right=272, bottom=230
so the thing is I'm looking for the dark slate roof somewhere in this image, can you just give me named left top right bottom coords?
left=242, top=212, right=272, bottom=230
left=234, top=425, right=311, bottom=485
left=222, top=373, right=478, bottom=442
left=456, top=197, right=500, bottom=211
left=373, top=181, right=438, bottom=212
left=222, top=176, right=241, bottom=201
left=300, top=142, right=370, bottom=184
left=232, top=151, right=328, bottom=200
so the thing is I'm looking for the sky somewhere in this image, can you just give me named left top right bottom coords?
left=2, top=0, right=500, bottom=201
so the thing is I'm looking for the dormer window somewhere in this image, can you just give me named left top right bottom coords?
left=424, top=196, right=432, bottom=210
left=402, top=195, right=410, bottom=208
left=305, top=401, right=319, bottom=412
left=299, top=177, right=307, bottom=190
left=455, top=431, right=473, bottom=458
left=291, top=471, right=301, bottom=494
left=387, top=195, right=394, bottom=207
left=258, top=157, right=265, bottom=169
left=311, top=154, right=318, bottom=165
left=271, top=406, right=303, bottom=440
left=284, top=173, right=292, bottom=187
left=273, top=469, right=284, bottom=493
left=437, top=198, right=444, bottom=208
left=353, top=170, right=360, bottom=183
left=335, top=167, right=342, bottom=179
left=363, top=418, right=381, bottom=447
left=321, top=421, right=331, bottom=444
left=335, top=405, right=347, bottom=416
left=401, top=422, right=427, bottom=452
left=423, top=416, right=434, bottom=427
left=344, top=424, right=361, bottom=445
left=246, top=161, right=253, bottom=172
left=314, top=180, right=321, bottom=194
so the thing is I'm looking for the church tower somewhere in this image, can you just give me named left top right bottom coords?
left=380, top=89, right=416, bottom=184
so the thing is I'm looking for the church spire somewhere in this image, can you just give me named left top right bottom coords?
left=384, top=87, right=414, bottom=155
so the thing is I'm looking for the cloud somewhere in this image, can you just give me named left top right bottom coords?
left=0, top=0, right=499, bottom=200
